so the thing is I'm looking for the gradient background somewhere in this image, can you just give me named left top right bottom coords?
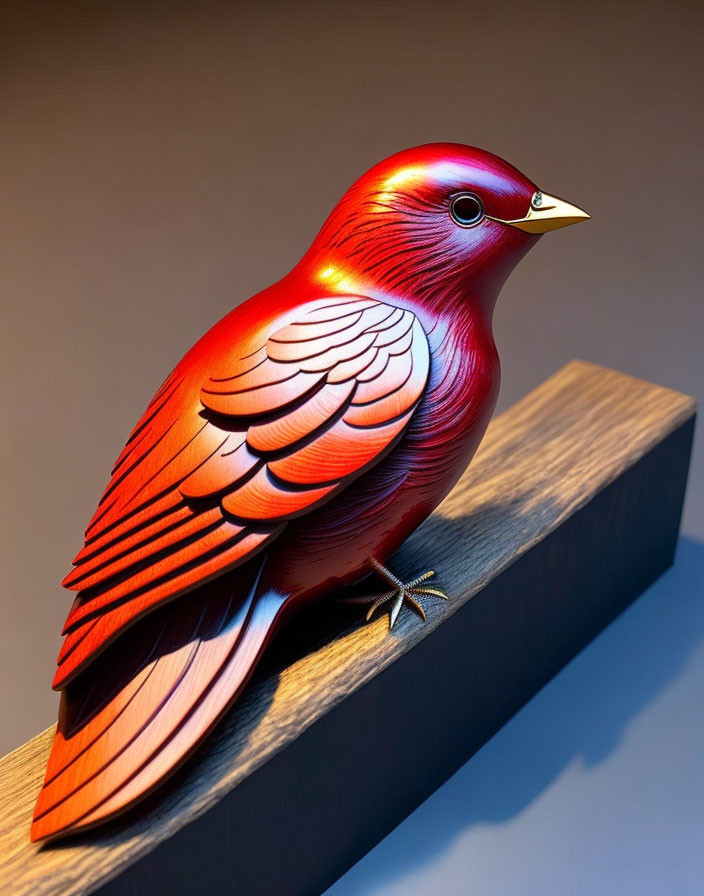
left=1, top=1, right=702, bottom=891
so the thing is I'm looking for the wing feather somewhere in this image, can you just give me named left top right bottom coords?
left=246, top=379, right=355, bottom=452
left=201, top=369, right=325, bottom=417
left=54, top=527, right=282, bottom=688
left=268, top=412, right=413, bottom=485
left=179, top=439, right=259, bottom=500
left=222, top=468, right=338, bottom=520
left=64, top=506, right=222, bottom=591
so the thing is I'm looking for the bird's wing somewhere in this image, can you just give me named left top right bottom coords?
left=55, top=295, right=430, bottom=688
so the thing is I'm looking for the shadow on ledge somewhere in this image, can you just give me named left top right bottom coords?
left=325, top=536, right=704, bottom=894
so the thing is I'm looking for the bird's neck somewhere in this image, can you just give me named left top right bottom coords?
left=294, top=249, right=501, bottom=342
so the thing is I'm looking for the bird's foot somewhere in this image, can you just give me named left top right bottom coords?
left=343, top=557, right=448, bottom=630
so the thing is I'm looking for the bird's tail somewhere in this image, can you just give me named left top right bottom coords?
left=31, top=567, right=287, bottom=842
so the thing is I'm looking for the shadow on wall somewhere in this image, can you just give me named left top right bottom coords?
left=326, top=536, right=704, bottom=894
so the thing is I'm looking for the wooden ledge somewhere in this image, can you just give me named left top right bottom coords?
left=0, top=361, right=696, bottom=896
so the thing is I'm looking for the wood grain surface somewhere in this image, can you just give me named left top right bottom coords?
left=0, top=360, right=696, bottom=896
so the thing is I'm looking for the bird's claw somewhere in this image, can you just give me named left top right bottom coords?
left=343, top=559, right=448, bottom=630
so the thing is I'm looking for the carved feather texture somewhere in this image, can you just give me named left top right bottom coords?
left=34, top=295, right=429, bottom=841
left=56, top=296, right=429, bottom=688
left=32, top=571, right=286, bottom=841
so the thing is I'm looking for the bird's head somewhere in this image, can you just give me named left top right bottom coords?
left=304, top=143, right=588, bottom=316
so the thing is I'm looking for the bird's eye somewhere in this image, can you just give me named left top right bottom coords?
left=450, top=193, right=484, bottom=227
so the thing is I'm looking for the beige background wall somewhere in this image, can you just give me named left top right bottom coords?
left=1, top=0, right=702, bottom=753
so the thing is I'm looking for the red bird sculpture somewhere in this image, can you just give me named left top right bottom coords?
left=31, top=143, right=588, bottom=841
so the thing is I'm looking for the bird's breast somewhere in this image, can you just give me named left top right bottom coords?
left=401, top=313, right=500, bottom=493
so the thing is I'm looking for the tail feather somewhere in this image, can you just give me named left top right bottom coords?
left=31, top=571, right=286, bottom=842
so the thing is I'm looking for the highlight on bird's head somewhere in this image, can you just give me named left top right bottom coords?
left=304, top=143, right=589, bottom=310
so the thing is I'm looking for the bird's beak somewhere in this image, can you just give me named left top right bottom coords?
left=495, top=191, right=590, bottom=234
